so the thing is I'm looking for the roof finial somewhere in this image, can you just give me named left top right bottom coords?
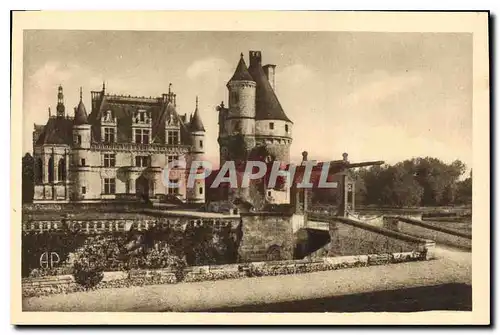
left=240, top=52, right=244, bottom=59
left=79, top=87, right=83, bottom=101
left=48, top=107, right=51, bottom=117
left=102, top=81, right=106, bottom=92
left=196, top=96, right=198, bottom=109
left=168, top=83, right=172, bottom=94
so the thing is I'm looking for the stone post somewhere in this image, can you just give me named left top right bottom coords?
left=42, top=153, right=49, bottom=184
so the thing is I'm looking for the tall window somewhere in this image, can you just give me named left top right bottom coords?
left=57, top=158, right=66, bottom=181
left=135, top=129, right=150, bottom=144
left=48, top=157, right=54, bottom=183
left=74, top=135, right=82, bottom=145
left=104, top=153, right=116, bottom=167
left=199, top=140, right=203, bottom=149
left=104, top=127, right=115, bottom=143
left=104, top=178, right=116, bottom=194
left=285, top=124, right=289, bottom=132
left=167, top=130, right=179, bottom=145
left=36, top=158, right=43, bottom=183
left=231, top=91, right=239, bottom=105
left=269, top=122, right=274, bottom=130
left=135, top=155, right=150, bottom=167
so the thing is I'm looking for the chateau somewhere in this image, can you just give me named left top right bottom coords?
left=32, top=84, right=206, bottom=203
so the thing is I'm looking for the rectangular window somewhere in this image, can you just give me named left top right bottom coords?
left=167, top=130, right=179, bottom=145
left=269, top=122, right=274, bottom=130
left=168, top=179, right=179, bottom=195
left=199, top=140, right=203, bottom=148
left=167, top=155, right=179, bottom=164
left=135, top=156, right=150, bottom=167
left=75, top=135, right=82, bottom=145
left=104, top=127, right=115, bottom=143
left=81, top=186, right=86, bottom=194
left=285, top=124, right=289, bottom=132
left=103, top=153, right=116, bottom=167
left=104, top=178, right=116, bottom=194
left=81, top=158, right=86, bottom=166
left=199, top=187, right=203, bottom=195
left=135, top=129, right=150, bottom=144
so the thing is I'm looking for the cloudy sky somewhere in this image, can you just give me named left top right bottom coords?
left=23, top=31, right=472, bottom=170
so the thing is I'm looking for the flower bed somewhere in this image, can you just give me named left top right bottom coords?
left=22, top=251, right=426, bottom=298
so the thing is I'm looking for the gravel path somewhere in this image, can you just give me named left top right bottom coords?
left=22, top=247, right=471, bottom=312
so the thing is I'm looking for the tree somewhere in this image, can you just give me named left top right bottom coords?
left=22, top=153, right=34, bottom=203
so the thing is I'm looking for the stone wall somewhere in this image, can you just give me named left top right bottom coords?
left=22, top=251, right=428, bottom=298
left=309, top=217, right=435, bottom=259
left=238, top=212, right=295, bottom=262
left=383, top=216, right=472, bottom=250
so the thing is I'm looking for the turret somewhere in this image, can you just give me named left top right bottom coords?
left=186, top=96, right=206, bottom=203
left=222, top=53, right=256, bottom=165
left=71, top=87, right=92, bottom=201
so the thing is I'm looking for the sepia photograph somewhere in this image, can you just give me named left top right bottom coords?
left=10, top=11, right=490, bottom=325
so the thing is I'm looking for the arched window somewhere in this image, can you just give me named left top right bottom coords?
left=36, top=158, right=43, bottom=183
left=48, top=157, right=54, bottom=183
left=58, top=158, right=66, bottom=181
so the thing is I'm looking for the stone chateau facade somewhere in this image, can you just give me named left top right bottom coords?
left=32, top=83, right=206, bottom=203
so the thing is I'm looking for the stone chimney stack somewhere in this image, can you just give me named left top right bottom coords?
left=263, top=64, right=276, bottom=90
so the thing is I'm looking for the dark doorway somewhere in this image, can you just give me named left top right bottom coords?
left=136, top=175, right=149, bottom=202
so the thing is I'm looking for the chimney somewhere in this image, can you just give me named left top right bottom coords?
left=249, top=50, right=262, bottom=67
left=263, top=64, right=276, bottom=90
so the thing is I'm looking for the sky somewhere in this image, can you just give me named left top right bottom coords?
left=23, top=31, right=472, bottom=171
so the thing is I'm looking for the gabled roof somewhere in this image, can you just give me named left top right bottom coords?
left=248, top=59, right=292, bottom=123
left=35, top=117, right=73, bottom=146
left=228, top=54, right=254, bottom=83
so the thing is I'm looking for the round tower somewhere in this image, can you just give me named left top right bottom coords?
left=222, top=53, right=256, bottom=165
left=186, top=96, right=206, bottom=203
left=71, top=87, right=92, bottom=201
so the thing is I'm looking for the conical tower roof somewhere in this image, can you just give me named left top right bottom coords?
left=228, top=53, right=254, bottom=84
left=190, top=96, right=205, bottom=132
left=74, top=87, right=89, bottom=125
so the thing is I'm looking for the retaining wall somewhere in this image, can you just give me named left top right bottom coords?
left=383, top=216, right=472, bottom=250
left=22, top=250, right=427, bottom=298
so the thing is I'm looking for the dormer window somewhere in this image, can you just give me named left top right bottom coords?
left=134, top=109, right=150, bottom=123
left=167, top=130, right=179, bottom=145
left=135, top=129, right=150, bottom=144
left=104, top=127, right=115, bottom=143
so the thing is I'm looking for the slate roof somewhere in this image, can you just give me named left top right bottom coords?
left=74, top=99, right=89, bottom=125
left=35, top=91, right=198, bottom=147
left=34, top=117, right=73, bottom=146
left=248, top=56, right=292, bottom=123
left=88, top=95, right=193, bottom=145
left=190, top=104, right=205, bottom=132
left=228, top=54, right=254, bottom=83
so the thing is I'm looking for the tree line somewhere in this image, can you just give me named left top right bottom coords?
left=349, top=157, right=472, bottom=208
